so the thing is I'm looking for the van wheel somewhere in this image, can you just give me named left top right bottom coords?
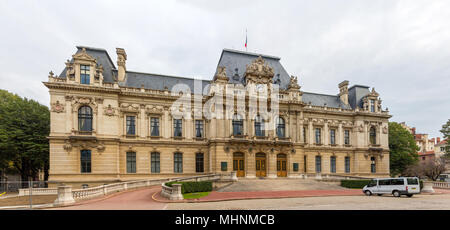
left=377, top=194, right=383, bottom=196
left=364, top=190, right=372, bottom=196
left=392, top=190, right=401, bottom=197
left=406, top=194, right=413, bottom=197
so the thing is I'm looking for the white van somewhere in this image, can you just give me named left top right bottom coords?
left=362, top=177, right=421, bottom=197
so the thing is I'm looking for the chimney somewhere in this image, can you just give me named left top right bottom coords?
left=116, top=48, right=127, bottom=81
left=437, top=137, right=441, bottom=144
left=412, top=127, right=416, bottom=135
left=338, top=80, right=349, bottom=105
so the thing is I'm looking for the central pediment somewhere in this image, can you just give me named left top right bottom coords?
left=244, top=56, right=275, bottom=85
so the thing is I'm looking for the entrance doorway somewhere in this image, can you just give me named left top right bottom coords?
left=277, top=154, right=287, bottom=177
left=233, top=152, right=245, bottom=177
left=255, top=153, right=266, bottom=177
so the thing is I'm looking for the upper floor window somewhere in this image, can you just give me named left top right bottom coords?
left=330, top=129, right=336, bottom=145
left=369, top=127, right=377, bottom=145
left=126, top=116, right=136, bottom=135
left=232, top=114, right=243, bottom=136
left=195, top=120, right=204, bottom=138
left=370, top=156, right=376, bottom=173
left=150, top=117, right=160, bottom=136
left=80, top=65, right=90, bottom=84
left=78, top=106, right=93, bottom=132
left=303, top=127, right=307, bottom=143
left=370, top=99, right=375, bottom=112
left=344, top=130, right=350, bottom=145
left=254, top=115, right=265, bottom=137
left=80, top=150, right=91, bottom=173
left=315, top=128, right=321, bottom=144
left=276, top=117, right=285, bottom=138
left=173, top=119, right=182, bottom=137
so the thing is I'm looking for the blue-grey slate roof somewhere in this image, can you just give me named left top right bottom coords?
left=215, top=49, right=291, bottom=90
left=348, top=85, right=371, bottom=109
left=302, top=92, right=352, bottom=109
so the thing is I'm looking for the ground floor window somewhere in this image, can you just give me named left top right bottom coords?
left=315, top=155, right=321, bottom=173
left=151, top=152, right=160, bottom=173
left=174, top=152, right=183, bottom=173
left=196, top=153, right=204, bottom=173
left=330, top=156, right=336, bottom=173
left=127, top=152, right=136, bottom=173
left=370, top=157, right=376, bottom=173
left=345, top=156, right=350, bottom=173
left=80, top=150, right=91, bottom=173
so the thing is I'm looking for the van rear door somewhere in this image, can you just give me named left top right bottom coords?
left=406, top=178, right=420, bottom=193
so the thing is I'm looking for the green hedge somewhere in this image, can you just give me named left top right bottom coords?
left=165, top=181, right=213, bottom=194
left=340, top=180, right=371, bottom=189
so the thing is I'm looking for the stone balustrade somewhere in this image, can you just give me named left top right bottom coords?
left=18, top=187, right=58, bottom=196
left=432, top=181, right=450, bottom=189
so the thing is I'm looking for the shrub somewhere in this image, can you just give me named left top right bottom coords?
left=165, top=181, right=213, bottom=194
left=340, top=179, right=371, bottom=189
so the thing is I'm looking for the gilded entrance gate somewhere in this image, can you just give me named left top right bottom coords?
left=255, top=153, right=266, bottom=177
left=277, top=153, right=287, bottom=177
left=233, top=152, right=245, bottom=177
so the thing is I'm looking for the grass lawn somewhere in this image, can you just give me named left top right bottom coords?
left=183, top=192, right=210, bottom=199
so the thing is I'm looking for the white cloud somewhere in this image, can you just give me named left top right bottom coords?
left=0, top=0, right=448, bottom=137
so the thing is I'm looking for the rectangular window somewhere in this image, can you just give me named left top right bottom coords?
left=304, top=155, right=307, bottom=173
left=150, top=117, right=160, bottom=136
left=174, top=152, right=183, bottom=173
left=196, top=153, right=204, bottom=173
left=315, top=128, right=321, bottom=144
left=345, top=156, right=350, bottom=173
left=315, top=156, right=321, bottom=173
left=195, top=120, right=204, bottom=138
left=344, top=130, right=350, bottom=145
left=80, top=65, right=90, bottom=84
left=80, top=150, right=91, bottom=173
left=370, top=99, right=375, bottom=112
left=126, top=116, right=136, bottom=135
left=126, top=152, right=136, bottom=173
left=330, top=156, right=336, bottom=173
left=370, top=156, right=376, bottom=173
left=173, top=119, right=182, bottom=137
left=330, top=129, right=336, bottom=145
left=151, top=152, right=160, bottom=173
left=303, top=127, right=307, bottom=143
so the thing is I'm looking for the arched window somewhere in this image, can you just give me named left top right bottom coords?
left=276, top=117, right=285, bottom=138
left=254, top=115, right=264, bottom=137
left=369, top=126, right=377, bottom=145
left=232, top=114, right=243, bottom=136
left=78, top=106, right=93, bottom=132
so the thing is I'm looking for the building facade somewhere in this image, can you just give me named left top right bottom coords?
left=44, top=46, right=391, bottom=186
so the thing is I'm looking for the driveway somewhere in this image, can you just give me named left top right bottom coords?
left=218, top=178, right=345, bottom=192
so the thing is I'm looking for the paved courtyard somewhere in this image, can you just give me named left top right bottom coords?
left=218, top=178, right=344, bottom=192
left=167, top=193, right=450, bottom=210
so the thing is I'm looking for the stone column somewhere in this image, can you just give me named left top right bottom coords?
left=246, top=152, right=256, bottom=178
left=338, top=123, right=343, bottom=146
left=324, top=121, right=329, bottom=146
left=422, top=181, right=435, bottom=193
left=267, top=153, right=277, bottom=178
left=53, top=185, right=75, bottom=206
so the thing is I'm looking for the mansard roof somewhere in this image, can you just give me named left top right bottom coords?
left=302, top=92, right=352, bottom=109
left=215, top=49, right=291, bottom=90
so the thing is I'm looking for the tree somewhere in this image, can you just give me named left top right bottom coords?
left=440, top=119, right=450, bottom=158
left=403, top=158, right=447, bottom=181
left=0, top=89, right=49, bottom=182
left=388, top=122, right=419, bottom=176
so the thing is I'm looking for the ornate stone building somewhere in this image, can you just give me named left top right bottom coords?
left=44, top=46, right=391, bottom=186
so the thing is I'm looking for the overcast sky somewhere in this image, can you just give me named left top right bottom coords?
left=0, top=0, right=449, bottom=138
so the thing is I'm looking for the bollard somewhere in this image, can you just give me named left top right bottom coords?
left=422, top=181, right=435, bottom=193
left=230, top=171, right=238, bottom=181
left=53, top=185, right=75, bottom=206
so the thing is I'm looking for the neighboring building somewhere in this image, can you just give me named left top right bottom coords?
left=435, top=138, right=447, bottom=158
left=44, top=46, right=391, bottom=187
left=399, top=122, right=442, bottom=162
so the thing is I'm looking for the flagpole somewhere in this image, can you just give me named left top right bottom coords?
left=245, top=29, right=247, bottom=52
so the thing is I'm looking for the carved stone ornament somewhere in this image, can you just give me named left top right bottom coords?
left=382, top=126, right=388, bottom=134
left=288, top=75, right=301, bottom=90
left=214, top=66, right=229, bottom=83
left=51, top=100, right=65, bottom=113
left=120, top=103, right=140, bottom=112
left=72, top=96, right=98, bottom=114
left=104, top=104, right=117, bottom=116
left=72, top=48, right=97, bottom=63
left=244, top=56, right=274, bottom=84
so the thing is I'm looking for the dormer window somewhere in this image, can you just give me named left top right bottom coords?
left=370, top=99, right=375, bottom=112
left=80, top=65, right=90, bottom=84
